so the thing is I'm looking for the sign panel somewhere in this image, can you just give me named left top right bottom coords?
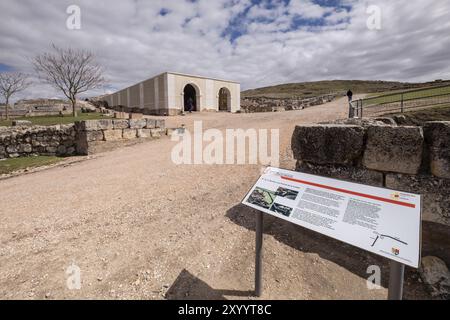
left=242, top=167, right=421, bottom=268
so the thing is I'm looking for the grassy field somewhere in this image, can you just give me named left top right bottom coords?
left=363, top=85, right=450, bottom=106
left=241, top=80, right=450, bottom=99
left=0, top=113, right=105, bottom=127
left=0, top=156, right=64, bottom=175
left=386, top=104, right=450, bottom=125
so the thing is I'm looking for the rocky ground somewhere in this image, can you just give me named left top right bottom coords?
left=0, top=96, right=435, bottom=299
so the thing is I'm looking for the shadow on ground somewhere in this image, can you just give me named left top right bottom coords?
left=165, top=269, right=254, bottom=300
left=226, top=203, right=435, bottom=300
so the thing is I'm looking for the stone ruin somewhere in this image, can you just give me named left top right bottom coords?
left=0, top=99, right=98, bottom=118
left=241, top=94, right=339, bottom=113
left=291, top=119, right=450, bottom=297
left=0, top=118, right=166, bottom=159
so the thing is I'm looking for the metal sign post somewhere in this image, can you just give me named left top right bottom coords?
left=255, top=211, right=264, bottom=297
left=243, top=167, right=421, bottom=299
left=388, top=261, right=405, bottom=300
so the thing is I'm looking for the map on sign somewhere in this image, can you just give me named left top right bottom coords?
left=242, top=167, right=422, bottom=268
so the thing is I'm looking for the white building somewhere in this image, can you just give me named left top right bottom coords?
left=103, top=72, right=241, bottom=116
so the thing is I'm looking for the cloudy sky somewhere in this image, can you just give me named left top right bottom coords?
left=0, top=0, right=449, bottom=101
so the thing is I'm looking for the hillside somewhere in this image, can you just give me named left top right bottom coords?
left=241, top=79, right=450, bottom=99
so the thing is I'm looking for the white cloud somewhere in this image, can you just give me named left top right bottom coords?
left=0, top=0, right=449, bottom=102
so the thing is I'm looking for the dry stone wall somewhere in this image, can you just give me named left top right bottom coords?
left=0, top=125, right=77, bottom=159
left=241, top=94, right=339, bottom=113
left=291, top=120, right=450, bottom=227
left=0, top=118, right=165, bottom=159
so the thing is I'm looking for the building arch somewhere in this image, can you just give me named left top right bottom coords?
left=182, top=82, right=201, bottom=112
left=218, top=87, right=231, bottom=111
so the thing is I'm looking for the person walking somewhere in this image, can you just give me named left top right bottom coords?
left=346, top=89, right=353, bottom=102
left=186, top=97, right=194, bottom=113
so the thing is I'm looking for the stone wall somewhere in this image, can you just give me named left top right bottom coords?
left=0, top=99, right=97, bottom=119
left=291, top=120, right=450, bottom=263
left=241, top=94, right=339, bottom=113
left=292, top=120, right=450, bottom=225
left=0, top=118, right=165, bottom=159
left=74, top=118, right=165, bottom=155
left=0, top=125, right=77, bottom=159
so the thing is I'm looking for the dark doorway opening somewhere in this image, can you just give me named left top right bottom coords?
left=184, top=84, right=197, bottom=112
left=218, top=87, right=230, bottom=111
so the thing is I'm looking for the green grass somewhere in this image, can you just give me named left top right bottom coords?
left=0, top=156, right=64, bottom=175
left=241, top=80, right=450, bottom=99
left=363, top=85, right=450, bottom=106
left=0, top=113, right=106, bottom=127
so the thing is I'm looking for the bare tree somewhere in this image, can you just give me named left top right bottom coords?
left=33, top=44, right=105, bottom=117
left=0, top=72, right=31, bottom=120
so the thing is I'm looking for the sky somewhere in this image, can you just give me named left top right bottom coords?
left=0, top=0, right=449, bottom=101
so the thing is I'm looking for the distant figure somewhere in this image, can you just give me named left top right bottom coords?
left=347, top=89, right=353, bottom=102
left=186, top=97, right=194, bottom=113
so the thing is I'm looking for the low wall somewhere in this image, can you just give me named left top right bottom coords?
left=106, top=105, right=180, bottom=117
left=74, top=118, right=165, bottom=155
left=0, top=125, right=77, bottom=158
left=241, top=94, right=339, bottom=113
left=291, top=120, right=450, bottom=262
left=0, top=118, right=165, bottom=159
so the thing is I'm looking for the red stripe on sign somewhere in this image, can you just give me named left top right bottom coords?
left=281, top=176, right=416, bottom=208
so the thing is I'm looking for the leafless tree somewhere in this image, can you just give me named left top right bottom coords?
left=33, top=44, right=105, bottom=117
left=0, top=72, right=31, bottom=120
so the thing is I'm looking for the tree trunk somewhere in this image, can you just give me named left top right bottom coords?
left=71, top=98, right=77, bottom=117
left=5, top=97, right=9, bottom=120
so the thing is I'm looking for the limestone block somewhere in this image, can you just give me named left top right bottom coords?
left=145, top=119, right=156, bottom=129
left=137, top=129, right=152, bottom=138
left=291, top=124, right=365, bottom=165
left=385, top=173, right=450, bottom=226
left=46, top=146, right=57, bottom=154
left=155, top=119, right=165, bottom=130
left=76, top=119, right=113, bottom=131
left=113, top=119, right=129, bottom=129
left=96, top=119, right=114, bottom=130
left=424, top=121, right=450, bottom=179
left=374, top=117, right=397, bottom=126
left=12, top=120, right=32, bottom=127
left=296, top=161, right=384, bottom=187
left=363, top=125, right=423, bottom=174
left=122, top=129, right=137, bottom=139
left=129, top=113, right=143, bottom=120
left=114, top=112, right=128, bottom=119
left=85, top=130, right=104, bottom=142
left=6, top=145, right=18, bottom=153
left=419, top=256, right=450, bottom=298
left=103, top=129, right=123, bottom=141
left=150, top=129, right=162, bottom=138
left=129, top=119, right=147, bottom=129
left=19, top=144, right=32, bottom=153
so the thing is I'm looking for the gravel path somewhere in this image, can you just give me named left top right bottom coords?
left=0, top=96, right=428, bottom=299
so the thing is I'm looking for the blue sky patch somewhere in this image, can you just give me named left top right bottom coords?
left=0, top=63, right=13, bottom=72
left=221, top=0, right=352, bottom=42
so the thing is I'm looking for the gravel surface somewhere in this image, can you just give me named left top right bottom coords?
left=0, top=96, right=430, bottom=299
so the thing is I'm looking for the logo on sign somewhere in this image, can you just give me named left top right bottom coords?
left=390, top=192, right=400, bottom=200
left=392, top=247, right=400, bottom=256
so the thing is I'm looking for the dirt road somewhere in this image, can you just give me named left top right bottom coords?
left=0, top=97, right=429, bottom=299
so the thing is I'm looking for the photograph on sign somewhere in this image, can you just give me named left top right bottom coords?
left=243, top=167, right=422, bottom=268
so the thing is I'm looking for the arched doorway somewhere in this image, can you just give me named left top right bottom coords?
left=183, top=84, right=197, bottom=112
left=218, top=87, right=231, bottom=111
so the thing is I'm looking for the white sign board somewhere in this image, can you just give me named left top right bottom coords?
left=242, top=167, right=421, bottom=268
